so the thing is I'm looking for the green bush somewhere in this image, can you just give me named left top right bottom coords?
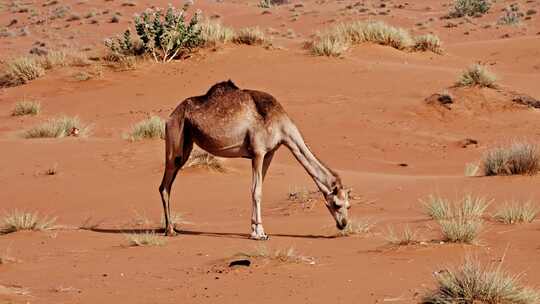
left=449, top=0, right=491, bottom=18
left=105, top=6, right=202, bottom=62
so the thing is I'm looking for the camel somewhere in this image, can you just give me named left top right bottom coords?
left=159, top=80, right=350, bottom=240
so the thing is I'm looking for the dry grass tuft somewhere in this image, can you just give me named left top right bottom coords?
left=386, top=225, right=419, bottom=246
left=23, top=116, right=88, bottom=138
left=0, top=56, right=45, bottom=87
left=494, top=201, right=538, bottom=224
left=126, top=232, right=166, bottom=246
left=12, top=100, right=40, bottom=116
left=126, top=116, right=165, bottom=141
left=233, top=27, right=268, bottom=45
left=482, top=142, right=539, bottom=176
left=456, top=64, right=497, bottom=88
left=422, top=194, right=489, bottom=221
left=413, top=34, right=443, bottom=54
left=184, top=147, right=226, bottom=172
left=310, top=36, right=348, bottom=57
left=337, top=218, right=373, bottom=237
left=423, top=257, right=540, bottom=304
left=1, top=210, right=56, bottom=234
left=464, top=162, right=480, bottom=177
left=438, top=217, right=481, bottom=243
left=236, top=245, right=313, bottom=264
left=199, top=19, right=235, bottom=46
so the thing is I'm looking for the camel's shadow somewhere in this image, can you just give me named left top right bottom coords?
left=83, top=227, right=335, bottom=239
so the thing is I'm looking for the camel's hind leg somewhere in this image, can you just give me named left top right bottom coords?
left=159, top=118, right=193, bottom=236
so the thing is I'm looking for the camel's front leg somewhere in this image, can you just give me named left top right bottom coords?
left=250, top=155, right=268, bottom=240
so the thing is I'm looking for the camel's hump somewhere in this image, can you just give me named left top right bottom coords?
left=205, top=80, right=240, bottom=96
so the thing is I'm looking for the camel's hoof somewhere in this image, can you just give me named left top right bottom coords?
left=165, top=226, right=177, bottom=237
left=250, top=234, right=269, bottom=241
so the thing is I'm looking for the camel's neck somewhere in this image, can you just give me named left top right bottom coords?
left=283, top=123, right=339, bottom=196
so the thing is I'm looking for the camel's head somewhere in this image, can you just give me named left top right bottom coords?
left=325, top=183, right=350, bottom=230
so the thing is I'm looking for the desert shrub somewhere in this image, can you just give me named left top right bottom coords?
left=449, top=0, right=491, bottom=18
left=23, top=116, right=88, bottom=138
left=386, top=225, right=419, bottom=245
left=198, top=19, right=235, bottom=46
left=498, top=4, right=523, bottom=25
left=413, top=34, right=442, bottom=54
left=105, top=6, right=201, bottom=62
left=482, top=142, right=539, bottom=176
left=456, top=64, right=497, bottom=88
left=258, top=0, right=289, bottom=8
left=422, top=194, right=489, bottom=220
left=337, top=218, right=372, bottom=237
left=1, top=210, right=56, bottom=234
left=439, top=217, right=481, bottom=243
left=184, top=147, right=226, bottom=172
left=0, top=56, right=45, bottom=87
left=12, top=100, right=40, bottom=116
left=494, top=201, right=538, bottom=224
left=310, top=36, right=348, bottom=56
left=127, top=116, right=165, bottom=140
left=233, top=27, right=267, bottom=45
left=41, top=50, right=91, bottom=69
left=126, top=232, right=166, bottom=246
left=423, top=258, right=540, bottom=304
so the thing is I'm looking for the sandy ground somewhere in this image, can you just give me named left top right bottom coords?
left=1, top=0, right=540, bottom=303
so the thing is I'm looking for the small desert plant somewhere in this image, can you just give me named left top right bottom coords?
left=41, top=50, right=91, bottom=69
left=423, top=258, right=540, bottom=304
left=310, top=36, right=348, bottom=56
left=1, top=210, right=56, bottom=234
left=184, top=147, right=226, bottom=172
left=464, top=162, right=480, bottom=177
left=126, top=232, right=166, bottom=246
left=23, top=116, right=88, bottom=138
left=233, top=27, right=267, bottom=45
left=482, top=142, right=540, bottom=176
left=126, top=116, right=165, bottom=141
left=386, top=225, right=419, bottom=245
left=457, top=64, right=497, bottom=88
left=12, top=100, right=40, bottom=116
left=498, top=4, right=523, bottom=25
left=106, top=6, right=201, bottom=62
left=413, top=34, right=443, bottom=54
left=198, top=19, right=235, bottom=46
left=438, top=217, right=481, bottom=243
left=422, top=194, right=489, bottom=220
left=236, top=245, right=312, bottom=264
left=494, top=201, right=538, bottom=224
left=0, top=56, right=45, bottom=87
left=258, top=0, right=273, bottom=8
left=337, top=218, right=373, bottom=237
left=449, top=0, right=491, bottom=18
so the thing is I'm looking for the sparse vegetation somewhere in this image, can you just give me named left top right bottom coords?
left=413, top=34, right=443, bottom=54
left=438, top=217, right=481, bottom=243
left=310, top=21, right=442, bottom=56
left=498, top=4, right=523, bottom=25
left=126, top=232, right=166, bottom=246
left=160, top=212, right=185, bottom=227
left=105, top=6, right=202, bottom=62
left=12, top=100, right=40, bottom=116
left=422, top=194, right=489, bottom=220
left=464, top=162, right=480, bottom=177
left=126, top=116, right=165, bottom=141
left=233, top=27, right=267, bottom=45
left=386, top=225, right=419, bottom=245
left=0, top=56, right=45, bottom=87
left=449, top=0, right=491, bottom=18
left=23, top=116, right=88, bottom=138
left=236, top=245, right=313, bottom=264
left=482, top=142, right=539, bottom=176
left=1, top=210, right=56, bottom=234
left=423, top=258, right=540, bottom=304
left=337, top=218, right=373, bottom=237
left=198, top=19, right=235, bottom=46
left=456, top=64, right=497, bottom=88
left=494, top=201, right=538, bottom=224
left=184, top=147, right=226, bottom=172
